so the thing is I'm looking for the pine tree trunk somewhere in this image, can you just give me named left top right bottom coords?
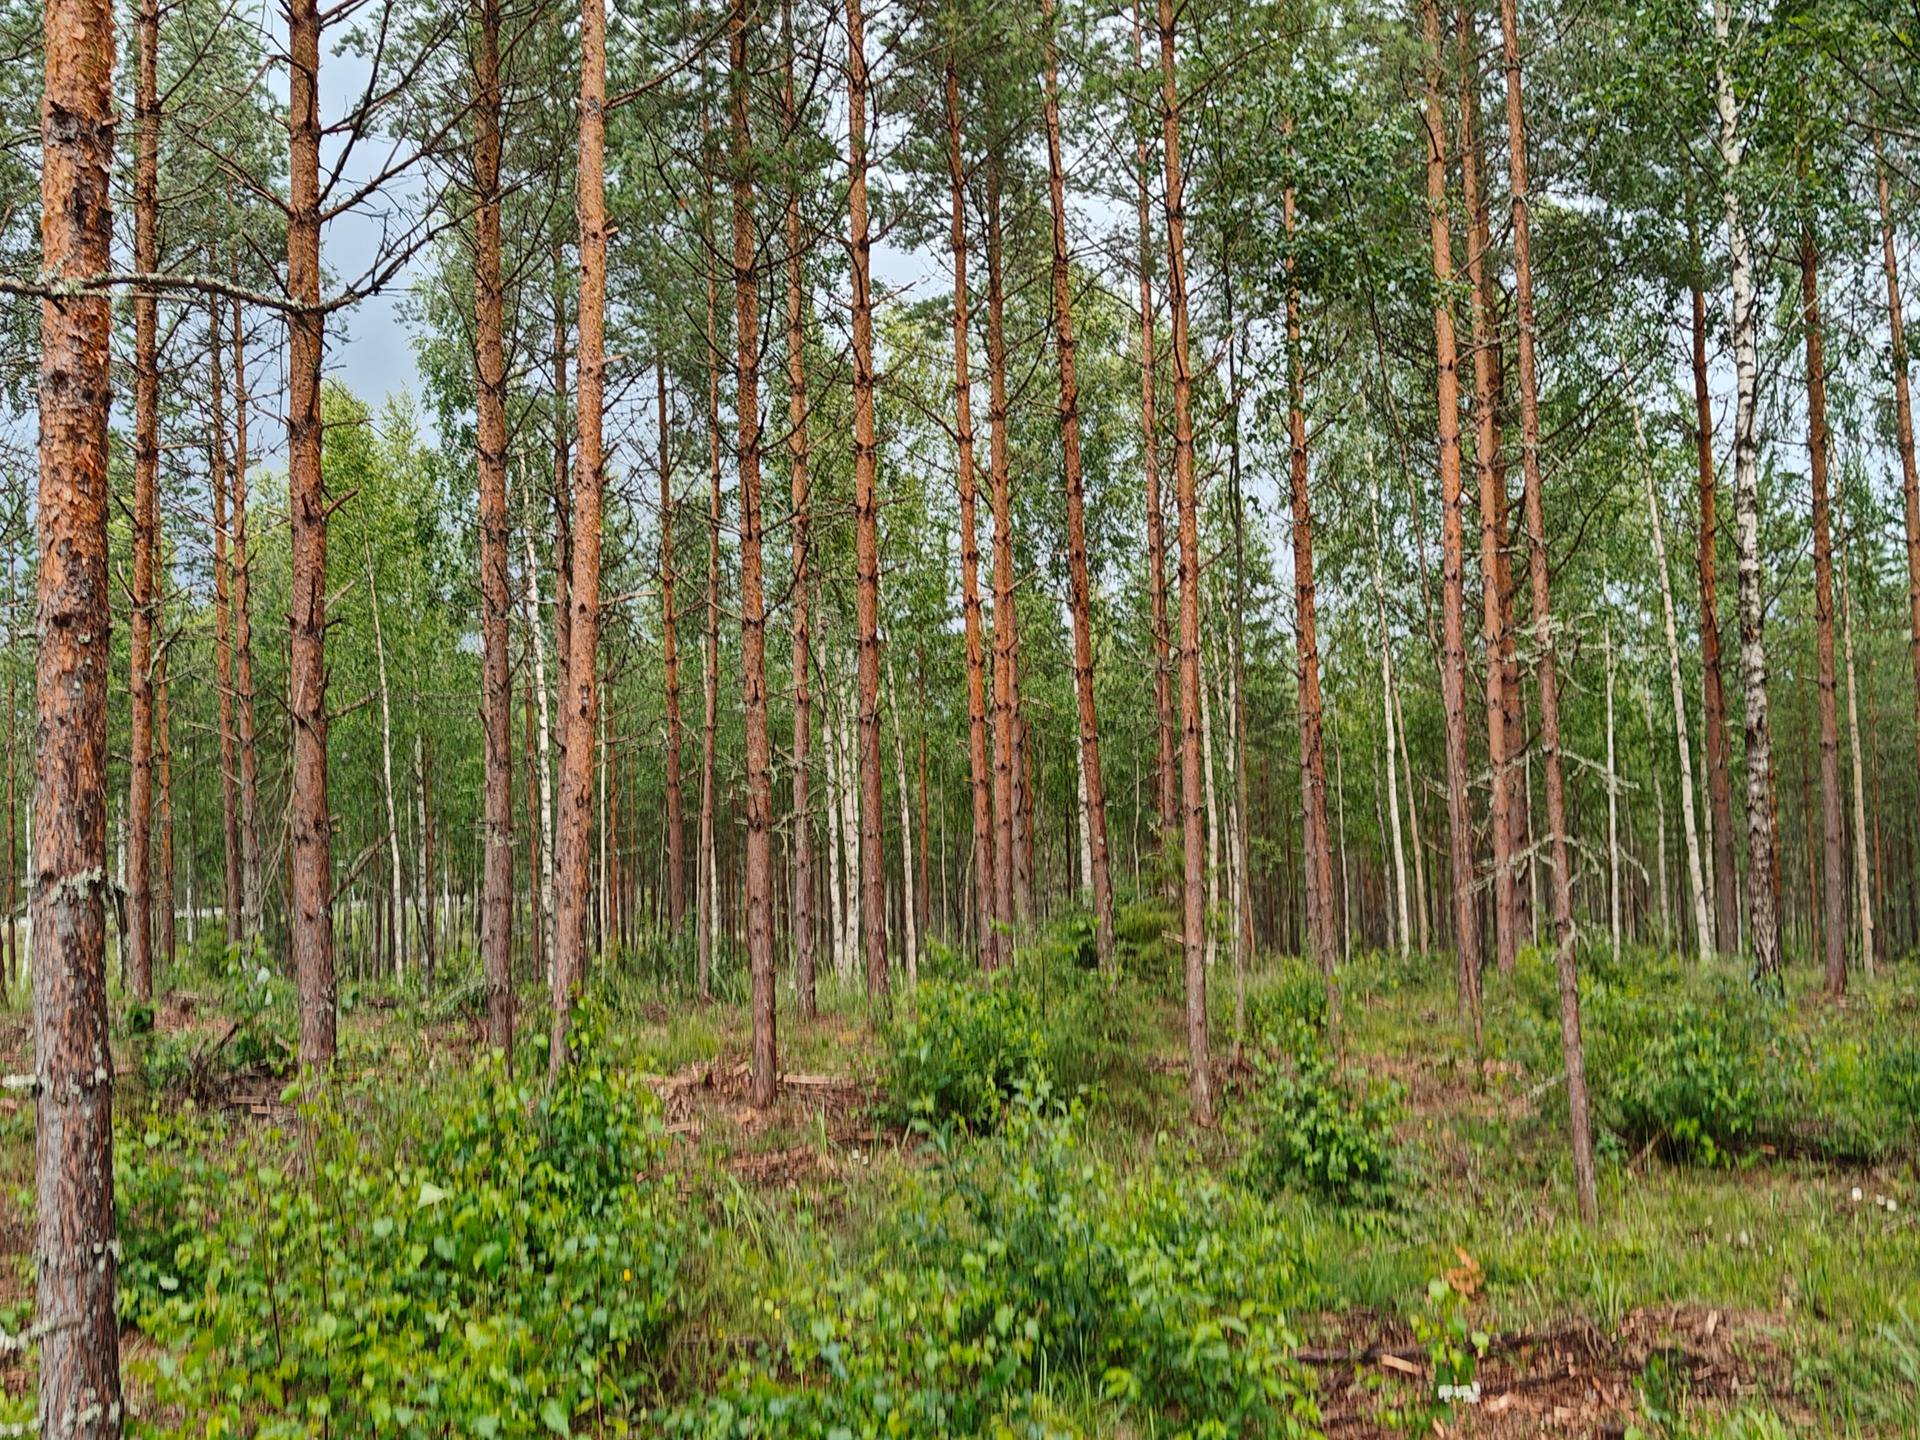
left=230, top=294, right=261, bottom=944
left=1041, top=0, right=1116, bottom=965
left=783, top=3, right=816, bottom=1014
left=1798, top=227, right=1847, bottom=995
left=1458, top=0, right=1517, bottom=975
left=1419, top=0, right=1482, bottom=1035
left=551, top=261, right=573, bottom=800
left=209, top=296, right=243, bottom=949
left=1690, top=272, right=1740, bottom=951
left=35, top=0, right=123, bottom=1411
left=550, top=0, right=606, bottom=1080
left=985, top=159, right=1020, bottom=967
left=474, top=0, right=514, bottom=1057
left=699, top=222, right=722, bottom=1001
left=847, top=0, right=888, bottom=1000
left=1160, top=0, right=1215, bottom=1125
left=1605, top=623, right=1621, bottom=963
left=126, top=0, right=159, bottom=1002
left=1500, top=0, right=1596, bottom=1220
left=1876, top=136, right=1920, bottom=889
left=887, top=652, right=918, bottom=985
left=943, top=55, right=995, bottom=969
left=731, top=0, right=778, bottom=1105
left=1712, top=0, right=1782, bottom=983
left=1133, top=0, right=1176, bottom=879
left=1282, top=167, right=1339, bottom=1007
left=288, top=0, right=336, bottom=1068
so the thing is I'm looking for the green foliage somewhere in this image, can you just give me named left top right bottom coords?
left=661, top=1105, right=1322, bottom=1439
left=1242, top=1034, right=1400, bottom=1205
left=118, top=1017, right=697, bottom=1437
left=883, top=974, right=1052, bottom=1131
left=1248, top=959, right=1331, bottom=1041
left=1590, top=983, right=1771, bottom=1167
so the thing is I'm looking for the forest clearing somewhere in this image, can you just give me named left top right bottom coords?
left=2, top=0, right=1919, bottom=1431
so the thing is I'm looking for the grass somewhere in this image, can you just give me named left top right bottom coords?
left=0, top=915, right=1914, bottom=1435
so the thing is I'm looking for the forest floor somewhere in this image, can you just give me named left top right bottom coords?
left=0, top=909, right=1914, bottom=1436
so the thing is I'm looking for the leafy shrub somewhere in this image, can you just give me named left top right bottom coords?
left=1243, top=1039, right=1401, bottom=1205
left=1249, top=959, right=1331, bottom=1042
left=883, top=976, right=1049, bottom=1130
left=1588, top=983, right=1771, bottom=1165
left=661, top=1105, right=1322, bottom=1439
left=119, top=1015, right=697, bottom=1437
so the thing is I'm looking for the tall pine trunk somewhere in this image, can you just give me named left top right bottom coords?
left=288, top=0, right=336, bottom=1068
left=35, top=0, right=124, bottom=1413
left=474, top=0, right=514, bottom=1057
left=1282, top=163, right=1338, bottom=1009
left=1798, top=226, right=1846, bottom=994
left=1840, top=529, right=1874, bottom=976
left=847, top=0, right=888, bottom=1000
left=1712, top=0, right=1782, bottom=982
left=1134, top=0, right=1176, bottom=876
left=1418, top=0, right=1481, bottom=1034
left=127, top=0, right=159, bottom=1001
left=1041, top=0, right=1116, bottom=966
left=985, top=159, right=1019, bottom=968
left=1876, top=136, right=1920, bottom=858
left=1500, top=0, right=1596, bottom=1220
left=550, top=0, right=607, bottom=1080
left=231, top=294, right=261, bottom=942
left=783, top=4, right=816, bottom=1013
left=732, top=0, right=779, bottom=1105
left=1458, top=0, right=1516, bottom=974
left=944, top=55, right=995, bottom=967
left=1160, top=0, right=1214, bottom=1125
left=209, top=295, right=243, bottom=947
left=699, top=220, right=723, bottom=1000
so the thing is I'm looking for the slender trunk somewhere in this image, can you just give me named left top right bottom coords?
left=1840, top=527, right=1874, bottom=976
left=230, top=294, right=260, bottom=942
left=1200, top=620, right=1221, bottom=977
left=523, top=623, right=546, bottom=985
left=1419, top=0, right=1482, bottom=1035
left=655, top=361, right=685, bottom=931
left=1459, top=0, right=1516, bottom=974
left=418, top=735, right=437, bottom=980
left=367, top=540, right=405, bottom=974
left=126, top=0, right=160, bottom=1002
left=1394, top=674, right=1430, bottom=954
left=783, top=7, right=816, bottom=1013
left=1134, top=0, right=1176, bottom=875
left=1798, top=225, right=1846, bottom=995
left=699, top=207, right=722, bottom=1000
left=1712, top=0, right=1782, bottom=982
left=1282, top=163, right=1338, bottom=1009
left=1041, top=0, right=1117, bottom=966
left=1160, top=0, right=1214, bottom=1124
left=1628, top=377, right=1712, bottom=960
left=35, top=0, right=123, bottom=1410
left=944, top=56, right=995, bottom=967
left=732, top=0, right=778, bottom=1105
left=475, top=0, right=514, bottom=1056
left=847, top=0, right=888, bottom=1001
left=209, top=296, right=242, bottom=948
left=1370, top=479, right=1412, bottom=954
left=521, top=475, right=556, bottom=975
left=887, top=652, right=917, bottom=985
left=288, top=0, right=335, bottom=1067
left=985, top=159, right=1018, bottom=968
left=1690, top=271, right=1740, bottom=949
left=551, top=260, right=573, bottom=796
left=1500, top=0, right=1596, bottom=1220
left=550, top=0, right=606, bottom=1079
left=1876, top=136, right=1920, bottom=817
left=1605, top=622, right=1621, bottom=963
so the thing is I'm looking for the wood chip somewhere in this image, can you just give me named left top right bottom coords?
left=1378, top=1353, right=1424, bottom=1376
